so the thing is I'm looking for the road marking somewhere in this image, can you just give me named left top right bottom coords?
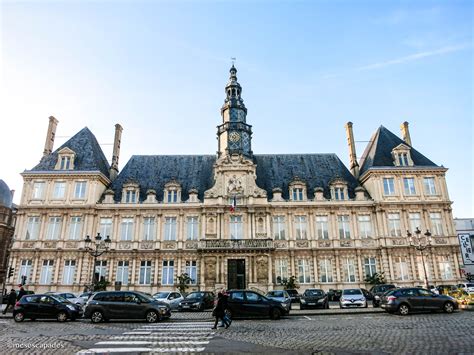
left=304, top=316, right=312, bottom=320
left=113, top=335, right=213, bottom=340
left=363, top=316, right=373, bottom=319
left=78, top=347, right=206, bottom=353
left=123, top=331, right=152, bottom=335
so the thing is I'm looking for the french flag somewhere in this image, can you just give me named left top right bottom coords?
left=230, top=195, right=237, bottom=212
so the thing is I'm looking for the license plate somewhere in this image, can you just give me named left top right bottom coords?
left=308, top=303, right=315, bottom=305
left=182, top=305, right=189, bottom=308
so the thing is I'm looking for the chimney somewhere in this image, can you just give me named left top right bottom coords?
left=109, top=123, right=123, bottom=181
left=344, top=122, right=359, bottom=178
left=43, top=116, right=58, bottom=156
left=400, top=121, right=412, bottom=146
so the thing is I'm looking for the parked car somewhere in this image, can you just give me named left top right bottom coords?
left=327, top=289, right=342, bottom=302
left=380, top=287, right=458, bottom=315
left=46, top=292, right=85, bottom=306
left=369, top=284, right=396, bottom=307
left=285, top=289, right=300, bottom=303
left=300, top=289, right=329, bottom=310
left=266, top=290, right=292, bottom=310
left=178, top=291, right=215, bottom=311
left=84, top=291, right=171, bottom=323
left=226, top=290, right=289, bottom=319
left=79, top=292, right=94, bottom=302
left=153, top=291, right=184, bottom=310
left=339, top=288, right=368, bottom=308
left=361, top=288, right=374, bottom=301
left=13, top=294, right=83, bottom=322
left=457, top=283, right=474, bottom=294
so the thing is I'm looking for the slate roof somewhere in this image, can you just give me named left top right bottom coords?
left=359, top=126, right=438, bottom=175
left=110, top=153, right=359, bottom=202
left=0, top=179, right=12, bottom=208
left=30, top=127, right=110, bottom=178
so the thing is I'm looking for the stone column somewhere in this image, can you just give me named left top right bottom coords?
left=335, top=251, right=341, bottom=283
left=267, top=254, right=273, bottom=290
left=356, top=250, right=363, bottom=283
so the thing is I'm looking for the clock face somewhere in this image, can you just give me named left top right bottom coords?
left=229, top=131, right=241, bottom=142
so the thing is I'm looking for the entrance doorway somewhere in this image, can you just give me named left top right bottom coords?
left=227, top=259, right=246, bottom=290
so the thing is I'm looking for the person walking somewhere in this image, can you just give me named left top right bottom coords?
left=212, top=292, right=230, bottom=329
left=17, top=285, right=26, bottom=301
left=2, top=289, right=17, bottom=315
left=219, top=291, right=232, bottom=328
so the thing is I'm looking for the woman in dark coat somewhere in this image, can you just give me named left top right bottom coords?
left=212, top=292, right=230, bottom=329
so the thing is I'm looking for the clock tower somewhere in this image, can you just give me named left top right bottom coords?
left=217, top=65, right=253, bottom=158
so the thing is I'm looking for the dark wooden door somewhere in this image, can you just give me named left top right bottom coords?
left=228, top=259, right=246, bottom=290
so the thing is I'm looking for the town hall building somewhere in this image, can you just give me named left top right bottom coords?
left=7, top=66, right=462, bottom=294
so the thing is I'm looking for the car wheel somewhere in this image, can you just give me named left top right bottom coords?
left=91, top=311, right=104, bottom=323
left=443, top=302, right=455, bottom=314
left=146, top=310, right=159, bottom=323
left=57, top=311, right=68, bottom=322
left=270, top=308, right=281, bottom=320
left=14, top=312, right=25, bottom=322
left=398, top=304, right=410, bottom=316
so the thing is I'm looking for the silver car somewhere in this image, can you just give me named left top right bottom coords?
left=266, top=290, right=292, bottom=311
left=153, top=291, right=184, bottom=310
left=47, top=292, right=86, bottom=306
left=339, top=288, right=367, bottom=308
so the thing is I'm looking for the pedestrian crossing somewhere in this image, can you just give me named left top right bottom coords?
left=77, top=321, right=216, bottom=354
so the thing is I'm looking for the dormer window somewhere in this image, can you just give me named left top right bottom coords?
left=334, top=187, right=345, bottom=200
left=164, top=180, right=181, bottom=204
left=392, top=144, right=414, bottom=167
left=55, top=147, right=75, bottom=170
left=289, top=179, right=306, bottom=201
left=292, top=188, right=303, bottom=201
left=167, top=190, right=178, bottom=203
left=330, top=178, right=348, bottom=201
left=125, top=190, right=137, bottom=203
left=122, top=182, right=139, bottom=204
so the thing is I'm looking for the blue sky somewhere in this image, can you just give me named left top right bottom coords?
left=1, top=0, right=472, bottom=216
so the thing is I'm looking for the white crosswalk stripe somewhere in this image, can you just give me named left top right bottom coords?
left=77, top=321, right=216, bottom=354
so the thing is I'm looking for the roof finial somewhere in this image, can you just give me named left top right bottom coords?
left=231, top=57, right=236, bottom=66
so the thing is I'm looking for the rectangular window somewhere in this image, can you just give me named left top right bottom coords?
left=343, top=258, right=356, bottom=282
left=69, top=216, right=82, bottom=240
left=295, top=215, right=307, bottom=240
left=297, top=259, right=311, bottom=284
left=116, top=261, right=129, bottom=285
left=275, top=259, right=288, bottom=284
left=40, top=260, right=54, bottom=284
left=18, top=260, right=33, bottom=285
left=319, top=259, right=333, bottom=283
left=272, top=216, right=286, bottom=240
left=383, top=178, right=395, bottom=196
left=185, top=260, right=197, bottom=284
left=338, top=215, right=351, bottom=239
left=334, top=187, right=345, bottom=200
left=409, top=213, right=422, bottom=232
left=423, top=177, right=437, bottom=195
left=60, top=156, right=71, bottom=170
left=142, top=217, right=155, bottom=241
left=403, top=178, right=416, bottom=195
left=99, top=218, right=112, bottom=238
left=52, top=182, right=66, bottom=199
left=398, top=153, right=409, bottom=166
left=388, top=213, right=401, bottom=237
left=32, top=182, right=45, bottom=199
left=358, top=215, right=372, bottom=238
left=74, top=181, right=87, bottom=199
left=46, top=217, right=62, bottom=240
left=230, top=215, right=243, bottom=239
left=316, top=216, right=329, bottom=239
left=167, top=190, right=178, bottom=203
left=164, top=217, right=177, bottom=241
left=186, top=217, right=199, bottom=240
left=120, top=218, right=134, bottom=241
left=95, top=260, right=107, bottom=281
left=395, top=257, right=409, bottom=281
left=161, top=260, right=174, bottom=285
left=364, top=257, right=377, bottom=278
left=139, top=260, right=152, bottom=285
left=439, top=256, right=453, bottom=280
left=292, top=188, right=303, bottom=201
left=26, top=216, right=40, bottom=240
left=125, top=190, right=137, bottom=203
left=62, top=260, right=76, bottom=285
left=430, top=213, right=443, bottom=236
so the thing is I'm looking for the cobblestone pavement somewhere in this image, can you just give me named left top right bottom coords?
left=1, top=311, right=473, bottom=354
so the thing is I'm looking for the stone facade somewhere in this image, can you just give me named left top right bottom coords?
left=7, top=67, right=463, bottom=294
left=0, top=180, right=16, bottom=289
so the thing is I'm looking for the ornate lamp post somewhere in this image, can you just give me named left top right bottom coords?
left=84, top=233, right=111, bottom=288
left=406, top=227, right=432, bottom=289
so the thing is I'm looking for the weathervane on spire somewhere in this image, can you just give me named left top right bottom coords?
left=231, top=57, right=236, bottom=66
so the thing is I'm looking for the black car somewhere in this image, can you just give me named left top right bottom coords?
left=299, top=289, right=329, bottom=310
left=369, top=284, right=396, bottom=307
left=13, top=294, right=83, bottom=322
left=84, top=291, right=171, bottom=323
left=178, top=291, right=215, bottom=311
left=285, top=289, right=300, bottom=303
left=380, top=287, right=458, bottom=315
left=226, top=290, right=289, bottom=319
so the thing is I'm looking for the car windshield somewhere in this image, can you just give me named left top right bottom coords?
left=305, top=290, right=324, bottom=296
left=186, top=292, right=204, bottom=299
left=50, top=295, right=69, bottom=303
left=343, top=289, right=362, bottom=295
left=153, top=292, right=170, bottom=298
left=136, top=292, right=155, bottom=302
left=268, top=291, right=285, bottom=297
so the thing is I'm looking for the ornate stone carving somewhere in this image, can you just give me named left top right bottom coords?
left=295, top=240, right=309, bottom=248
left=256, top=233, right=267, bottom=239
left=185, top=241, right=199, bottom=249
left=140, top=242, right=154, bottom=250
left=65, top=241, right=77, bottom=249
left=318, top=241, right=331, bottom=248
left=361, top=239, right=375, bottom=246
left=163, top=242, right=177, bottom=250
left=119, top=242, right=132, bottom=250
left=204, top=256, right=217, bottom=286
left=227, top=175, right=243, bottom=194
left=43, top=241, right=56, bottom=249
left=340, top=240, right=352, bottom=247
left=434, top=238, right=448, bottom=245
left=256, top=256, right=268, bottom=282
left=391, top=239, right=406, bottom=246
left=23, top=242, right=36, bottom=249
left=274, top=241, right=288, bottom=249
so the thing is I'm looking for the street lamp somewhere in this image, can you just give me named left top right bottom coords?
left=84, top=233, right=111, bottom=288
left=406, top=227, right=432, bottom=289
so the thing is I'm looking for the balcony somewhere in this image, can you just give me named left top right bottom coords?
left=197, top=239, right=274, bottom=251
